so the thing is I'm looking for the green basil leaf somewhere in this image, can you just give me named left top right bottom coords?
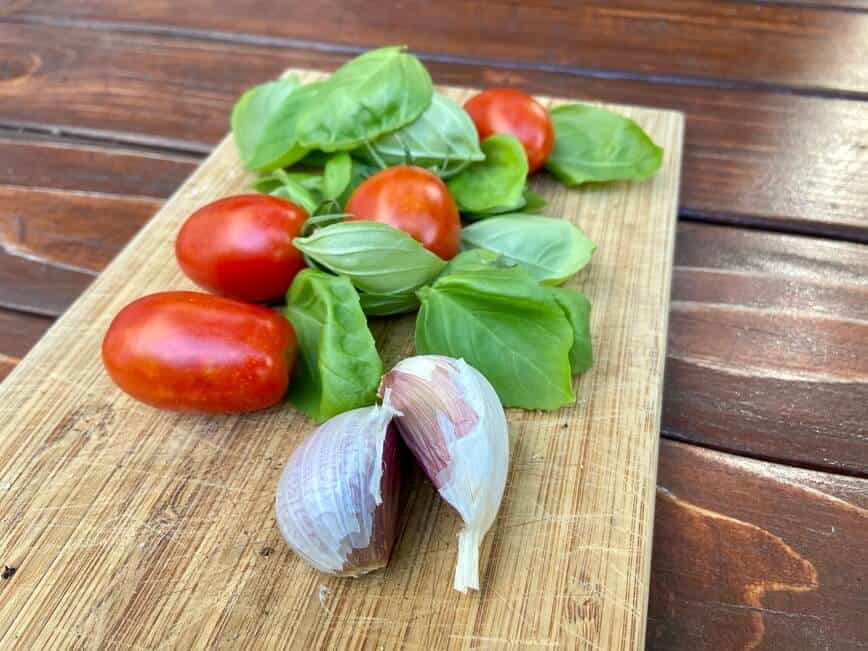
left=358, top=290, right=421, bottom=316
left=293, top=221, right=446, bottom=295
left=545, top=104, right=663, bottom=185
left=322, top=152, right=353, bottom=201
left=440, top=248, right=512, bottom=277
left=270, top=179, right=319, bottom=215
left=416, top=268, right=574, bottom=409
left=460, top=214, right=595, bottom=285
left=296, top=46, right=433, bottom=152
left=230, top=77, right=312, bottom=172
left=360, top=93, right=484, bottom=177
left=337, top=158, right=378, bottom=208
left=549, top=286, right=593, bottom=374
left=284, top=269, right=382, bottom=422
left=522, top=189, right=547, bottom=213
left=254, top=169, right=324, bottom=195
left=447, top=134, right=528, bottom=216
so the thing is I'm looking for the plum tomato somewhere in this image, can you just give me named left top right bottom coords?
left=463, top=88, right=554, bottom=173
left=345, top=165, right=461, bottom=260
left=175, top=194, right=308, bottom=302
left=102, top=291, right=296, bottom=412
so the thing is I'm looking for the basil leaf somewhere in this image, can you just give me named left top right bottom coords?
left=460, top=214, right=595, bottom=285
left=284, top=269, right=382, bottom=422
left=254, top=169, right=324, bottom=195
left=522, top=189, right=547, bottom=213
left=322, top=152, right=352, bottom=201
left=293, top=221, right=446, bottom=295
left=545, top=104, right=663, bottom=185
left=360, top=93, right=484, bottom=177
left=549, top=287, right=593, bottom=374
left=358, top=290, right=421, bottom=317
left=447, top=134, right=528, bottom=216
left=440, top=249, right=512, bottom=277
left=337, top=158, right=378, bottom=208
left=230, top=77, right=312, bottom=172
left=270, top=179, right=319, bottom=215
left=416, top=268, right=574, bottom=409
left=296, top=46, right=433, bottom=152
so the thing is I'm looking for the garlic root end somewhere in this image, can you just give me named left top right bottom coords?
left=453, top=529, right=482, bottom=593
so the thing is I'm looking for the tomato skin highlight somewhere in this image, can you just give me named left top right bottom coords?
left=102, top=291, right=296, bottom=412
left=463, top=88, right=555, bottom=173
left=175, top=194, right=308, bottom=303
left=346, top=165, right=461, bottom=260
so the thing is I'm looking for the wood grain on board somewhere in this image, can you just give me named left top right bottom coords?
left=1, top=24, right=868, bottom=239
left=650, top=439, right=868, bottom=651
left=8, top=0, right=868, bottom=94
left=0, top=72, right=683, bottom=649
left=4, top=138, right=867, bottom=475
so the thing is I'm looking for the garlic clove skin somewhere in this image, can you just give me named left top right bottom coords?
left=379, top=355, right=509, bottom=593
left=275, top=397, right=401, bottom=577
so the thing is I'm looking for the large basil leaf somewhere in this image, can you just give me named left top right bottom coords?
left=416, top=268, right=574, bottom=409
left=549, top=286, right=593, bottom=374
left=284, top=270, right=382, bottom=422
left=293, top=221, right=446, bottom=295
left=447, top=134, right=528, bottom=216
left=545, top=104, right=663, bottom=185
left=230, top=77, right=312, bottom=172
left=360, top=93, right=484, bottom=176
left=460, top=214, right=595, bottom=284
left=358, top=290, right=421, bottom=317
left=295, top=46, right=433, bottom=152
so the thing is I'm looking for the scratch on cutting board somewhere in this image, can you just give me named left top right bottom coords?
left=449, top=634, right=561, bottom=647
left=318, top=585, right=333, bottom=617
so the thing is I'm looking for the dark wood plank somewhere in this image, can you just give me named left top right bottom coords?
left=0, top=246, right=92, bottom=317
left=1, top=25, right=867, bottom=240
left=649, top=439, right=868, bottom=650
left=7, top=0, right=868, bottom=95
left=1, top=185, right=159, bottom=272
left=0, top=137, right=197, bottom=198
left=0, top=309, right=52, bottom=381
left=667, top=223, right=868, bottom=476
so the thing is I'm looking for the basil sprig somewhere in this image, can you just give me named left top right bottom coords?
left=545, top=103, right=663, bottom=185
left=293, top=221, right=446, bottom=295
left=460, top=215, right=595, bottom=285
left=232, top=47, right=432, bottom=171
left=284, top=270, right=383, bottom=422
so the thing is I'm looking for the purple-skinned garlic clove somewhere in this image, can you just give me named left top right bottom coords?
left=275, top=396, right=401, bottom=577
left=379, top=355, right=509, bottom=593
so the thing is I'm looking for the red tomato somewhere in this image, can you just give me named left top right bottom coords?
left=176, top=194, right=308, bottom=302
left=346, top=166, right=461, bottom=260
left=102, top=291, right=296, bottom=412
left=463, top=88, right=555, bottom=173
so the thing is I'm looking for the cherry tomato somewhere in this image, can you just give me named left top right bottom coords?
left=463, top=88, right=555, bottom=173
left=176, top=194, right=308, bottom=303
left=102, top=291, right=296, bottom=412
left=346, top=165, right=461, bottom=260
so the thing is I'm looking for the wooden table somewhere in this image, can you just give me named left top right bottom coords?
left=1, top=2, right=866, bottom=649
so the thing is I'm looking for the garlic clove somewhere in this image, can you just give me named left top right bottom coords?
left=379, top=355, right=509, bottom=593
left=275, top=396, right=401, bottom=577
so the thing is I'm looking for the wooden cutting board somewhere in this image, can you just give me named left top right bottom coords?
left=0, top=68, right=682, bottom=650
